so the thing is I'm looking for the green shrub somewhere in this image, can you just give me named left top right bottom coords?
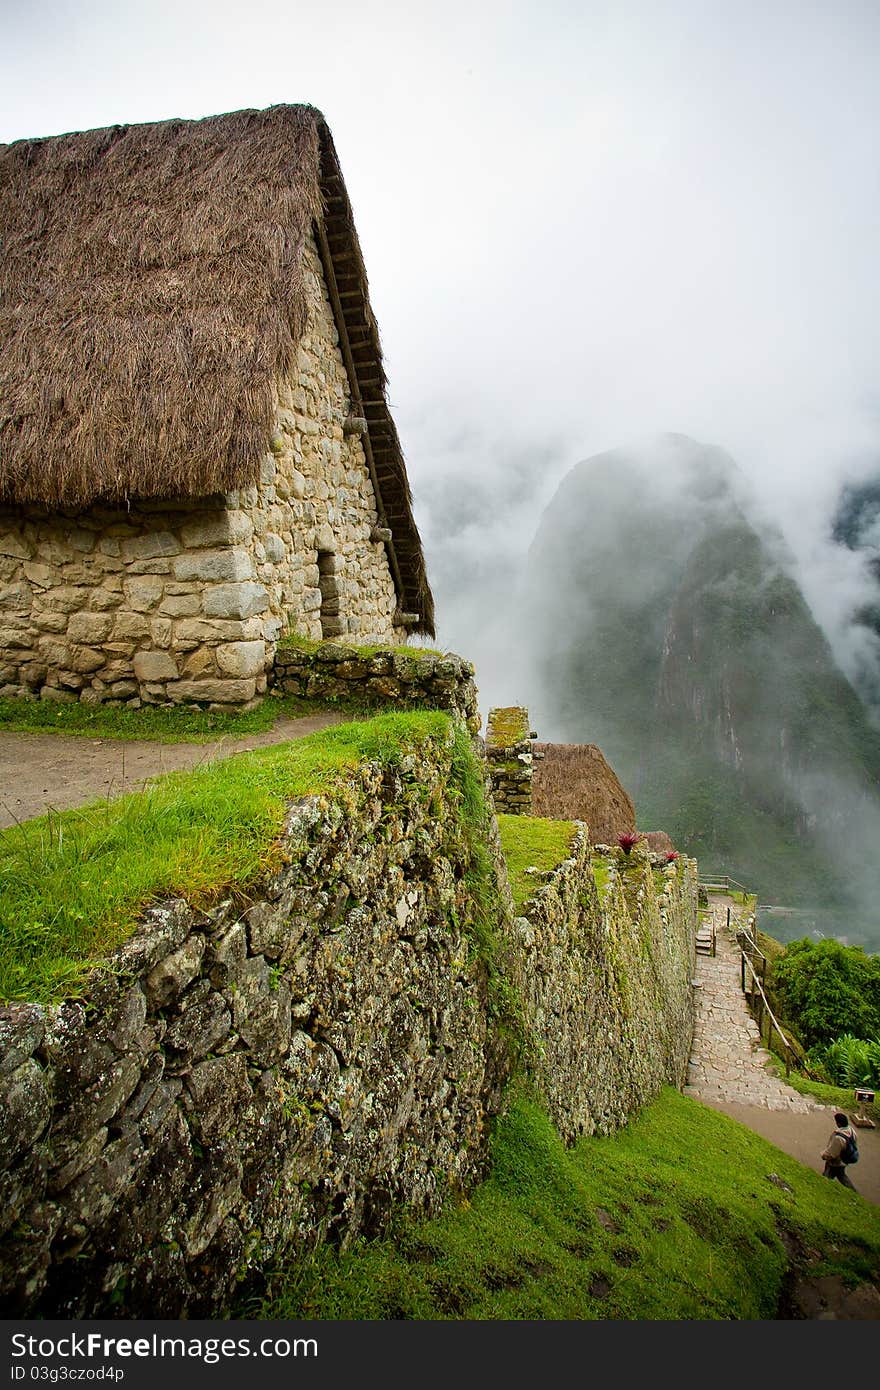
left=810, top=1034, right=880, bottom=1088
left=769, top=937, right=880, bottom=1049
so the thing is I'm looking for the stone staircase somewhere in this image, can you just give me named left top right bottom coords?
left=685, top=895, right=823, bottom=1113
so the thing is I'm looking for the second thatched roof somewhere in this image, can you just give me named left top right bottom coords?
left=0, top=104, right=433, bottom=633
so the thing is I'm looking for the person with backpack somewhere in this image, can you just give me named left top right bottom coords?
left=821, top=1112, right=859, bottom=1190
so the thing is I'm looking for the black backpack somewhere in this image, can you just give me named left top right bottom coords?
left=836, top=1130, right=859, bottom=1165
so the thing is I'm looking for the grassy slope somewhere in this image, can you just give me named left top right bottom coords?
left=0, top=710, right=449, bottom=1003
left=257, top=1087, right=880, bottom=1320
left=497, top=814, right=577, bottom=912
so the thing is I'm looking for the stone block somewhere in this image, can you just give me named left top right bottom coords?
left=0, top=582, right=30, bottom=611
left=168, top=678, right=256, bottom=705
left=263, top=533, right=286, bottom=563
left=0, top=533, right=30, bottom=560
left=88, top=588, right=123, bottom=612
left=67, top=612, right=114, bottom=644
left=112, top=612, right=151, bottom=641
left=19, top=662, right=47, bottom=688
left=69, top=647, right=106, bottom=674
left=179, top=512, right=254, bottom=549
left=31, top=610, right=67, bottom=634
left=122, top=578, right=163, bottom=612
left=150, top=617, right=173, bottom=649
left=202, top=582, right=270, bottom=620
left=23, top=562, right=52, bottom=587
left=119, top=532, right=179, bottom=562
left=146, top=936, right=206, bottom=1009
left=172, top=547, right=254, bottom=584
left=180, top=647, right=216, bottom=680
left=185, top=1055, right=252, bottom=1145
left=0, top=1005, right=46, bottom=1079
left=158, top=594, right=201, bottom=617
left=215, top=640, right=266, bottom=678
left=163, top=986, right=231, bottom=1065
left=133, top=651, right=178, bottom=683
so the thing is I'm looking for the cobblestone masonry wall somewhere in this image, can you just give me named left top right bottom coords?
left=272, top=641, right=480, bottom=733
left=0, top=232, right=405, bottom=707
left=0, top=730, right=513, bottom=1317
left=485, top=706, right=534, bottom=813
left=0, top=722, right=699, bottom=1315
left=510, top=833, right=698, bottom=1143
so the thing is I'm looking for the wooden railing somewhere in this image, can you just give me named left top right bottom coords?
left=741, top=953, right=795, bottom=1077
left=699, top=873, right=754, bottom=898
left=698, top=874, right=794, bottom=1074
left=736, top=919, right=767, bottom=987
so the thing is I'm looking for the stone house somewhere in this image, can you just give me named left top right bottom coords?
left=0, top=106, right=434, bottom=706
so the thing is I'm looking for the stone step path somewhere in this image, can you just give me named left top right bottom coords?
left=684, top=894, right=823, bottom=1113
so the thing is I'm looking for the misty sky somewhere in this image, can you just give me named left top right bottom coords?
left=3, top=0, right=880, bottom=701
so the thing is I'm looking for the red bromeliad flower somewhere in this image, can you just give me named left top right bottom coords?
left=617, top=832, right=643, bottom=855
left=665, top=851, right=680, bottom=862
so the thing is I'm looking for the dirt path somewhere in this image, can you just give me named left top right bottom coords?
left=705, top=1099, right=880, bottom=1205
left=0, top=713, right=346, bottom=828
left=685, top=894, right=879, bottom=1210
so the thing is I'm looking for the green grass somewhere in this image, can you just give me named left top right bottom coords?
left=769, top=1065, right=879, bottom=1121
left=0, top=691, right=343, bottom=743
left=277, top=633, right=442, bottom=660
left=255, top=1087, right=880, bottom=1320
left=486, top=706, right=530, bottom=747
left=0, top=710, right=450, bottom=1004
left=497, top=815, right=577, bottom=912
left=591, top=854, right=612, bottom=897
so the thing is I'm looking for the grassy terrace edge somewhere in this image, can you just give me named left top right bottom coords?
left=0, top=691, right=355, bottom=742
left=0, top=709, right=450, bottom=1004
left=497, top=814, right=578, bottom=913
left=255, top=1086, right=880, bottom=1320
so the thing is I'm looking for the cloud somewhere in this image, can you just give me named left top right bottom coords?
left=3, top=1, right=880, bottom=701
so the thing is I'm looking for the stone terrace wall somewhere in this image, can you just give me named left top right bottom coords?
left=485, top=706, right=534, bottom=813
left=0, top=232, right=408, bottom=709
left=272, top=641, right=480, bottom=733
left=0, top=731, right=513, bottom=1317
left=509, top=831, right=698, bottom=1143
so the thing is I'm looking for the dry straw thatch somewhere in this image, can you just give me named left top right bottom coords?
left=531, top=742, right=637, bottom=844
left=0, top=104, right=433, bottom=632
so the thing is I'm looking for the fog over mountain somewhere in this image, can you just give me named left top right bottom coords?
left=512, top=434, right=880, bottom=944
left=831, top=474, right=880, bottom=722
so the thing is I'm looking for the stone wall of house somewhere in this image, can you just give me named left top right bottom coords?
left=272, top=640, right=480, bottom=733
left=485, top=706, right=534, bottom=813
left=0, top=232, right=409, bottom=707
left=510, top=832, right=698, bottom=1143
left=0, top=727, right=514, bottom=1317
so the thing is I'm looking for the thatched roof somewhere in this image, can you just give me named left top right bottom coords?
left=531, top=743, right=636, bottom=844
left=0, top=105, right=434, bottom=634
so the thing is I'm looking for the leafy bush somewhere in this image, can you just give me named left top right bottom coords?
left=769, top=938, right=880, bottom=1049
left=810, top=1034, right=880, bottom=1088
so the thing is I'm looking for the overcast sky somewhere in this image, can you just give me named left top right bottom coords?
left=4, top=0, right=880, bottom=683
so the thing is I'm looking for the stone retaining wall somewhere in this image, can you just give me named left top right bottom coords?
left=0, top=715, right=700, bottom=1316
left=272, top=641, right=480, bottom=733
left=510, top=833, right=698, bottom=1142
left=0, top=728, right=512, bottom=1317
